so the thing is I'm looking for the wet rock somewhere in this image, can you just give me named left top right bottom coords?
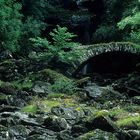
left=71, top=125, right=88, bottom=137
left=112, top=73, right=140, bottom=97
left=0, top=117, right=16, bottom=127
left=0, top=124, right=8, bottom=139
left=28, top=126, right=56, bottom=136
left=116, top=130, right=134, bottom=140
left=32, top=81, right=51, bottom=96
left=127, top=130, right=140, bottom=139
left=51, top=106, right=85, bottom=124
left=126, top=87, right=140, bottom=97
left=27, top=133, right=57, bottom=140
left=0, top=93, right=9, bottom=105
left=0, top=105, right=20, bottom=113
left=17, top=90, right=30, bottom=99
left=132, top=96, right=140, bottom=105
left=76, top=129, right=118, bottom=140
left=0, top=130, right=15, bottom=140
left=1, top=112, right=17, bottom=117
left=84, top=84, right=124, bottom=103
left=16, top=90, right=31, bottom=104
left=57, top=130, right=74, bottom=140
left=0, top=84, right=17, bottom=95
left=85, top=115, right=118, bottom=132
left=0, top=124, right=7, bottom=131
left=6, top=95, right=27, bottom=107
left=9, top=125, right=30, bottom=138
left=0, top=50, right=13, bottom=60
left=20, top=117, right=40, bottom=127
left=43, top=116, right=69, bottom=132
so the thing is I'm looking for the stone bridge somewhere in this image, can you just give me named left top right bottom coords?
left=67, top=42, right=140, bottom=77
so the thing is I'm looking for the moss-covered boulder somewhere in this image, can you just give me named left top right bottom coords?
left=84, top=84, right=124, bottom=103
left=35, top=69, right=76, bottom=94
left=76, top=129, right=118, bottom=140
left=116, top=115, right=140, bottom=130
left=85, top=114, right=118, bottom=132
left=43, top=115, right=69, bottom=132
left=36, top=69, right=71, bottom=83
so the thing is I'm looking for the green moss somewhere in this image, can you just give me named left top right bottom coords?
left=42, top=100, right=61, bottom=107
left=11, top=77, right=33, bottom=90
left=0, top=80, right=4, bottom=86
left=77, top=129, right=118, bottom=140
left=22, top=99, right=61, bottom=113
left=75, top=107, right=83, bottom=111
left=35, top=69, right=76, bottom=94
left=0, top=93, right=7, bottom=99
left=117, top=115, right=140, bottom=129
left=109, top=107, right=129, bottom=119
left=0, top=59, right=15, bottom=66
left=38, top=69, right=70, bottom=83
left=78, top=131, right=95, bottom=140
left=95, top=110, right=109, bottom=117
left=47, top=93, right=65, bottom=99
left=124, top=105, right=140, bottom=113
left=0, top=80, right=14, bottom=89
left=21, top=105, right=38, bottom=113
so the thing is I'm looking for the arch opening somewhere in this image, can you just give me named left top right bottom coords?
left=76, top=51, right=140, bottom=77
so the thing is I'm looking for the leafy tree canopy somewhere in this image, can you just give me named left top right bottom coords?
left=0, top=0, right=22, bottom=52
left=118, top=0, right=140, bottom=43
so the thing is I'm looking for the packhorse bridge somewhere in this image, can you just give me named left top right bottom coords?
left=67, top=42, right=140, bottom=77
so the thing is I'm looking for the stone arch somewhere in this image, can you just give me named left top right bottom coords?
left=66, top=42, right=140, bottom=76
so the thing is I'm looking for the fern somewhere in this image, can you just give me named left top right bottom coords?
left=30, top=25, right=80, bottom=63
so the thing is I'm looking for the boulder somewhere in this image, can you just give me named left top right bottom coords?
left=51, top=106, right=85, bottom=124
left=84, top=84, right=124, bottom=103
left=43, top=116, right=69, bottom=132
left=9, top=125, right=30, bottom=138
left=57, top=130, right=74, bottom=140
left=132, top=96, right=140, bottom=105
left=32, top=81, right=52, bottom=96
left=85, top=115, right=118, bottom=132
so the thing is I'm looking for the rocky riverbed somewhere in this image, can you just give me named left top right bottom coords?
left=0, top=57, right=140, bottom=140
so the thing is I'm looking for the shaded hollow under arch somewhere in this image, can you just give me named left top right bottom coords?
left=75, top=51, right=140, bottom=76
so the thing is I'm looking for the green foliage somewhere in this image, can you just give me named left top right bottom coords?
left=92, top=25, right=119, bottom=43
left=30, top=25, right=80, bottom=63
left=12, top=78, right=33, bottom=90
left=20, top=17, right=46, bottom=54
left=22, top=0, right=56, bottom=20
left=50, top=25, right=78, bottom=48
left=0, top=0, right=22, bottom=52
left=91, top=0, right=124, bottom=43
left=117, top=1, right=140, bottom=43
left=118, top=12, right=140, bottom=30
left=48, top=78, right=76, bottom=94
left=22, top=17, right=46, bottom=37
left=29, top=37, right=50, bottom=50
